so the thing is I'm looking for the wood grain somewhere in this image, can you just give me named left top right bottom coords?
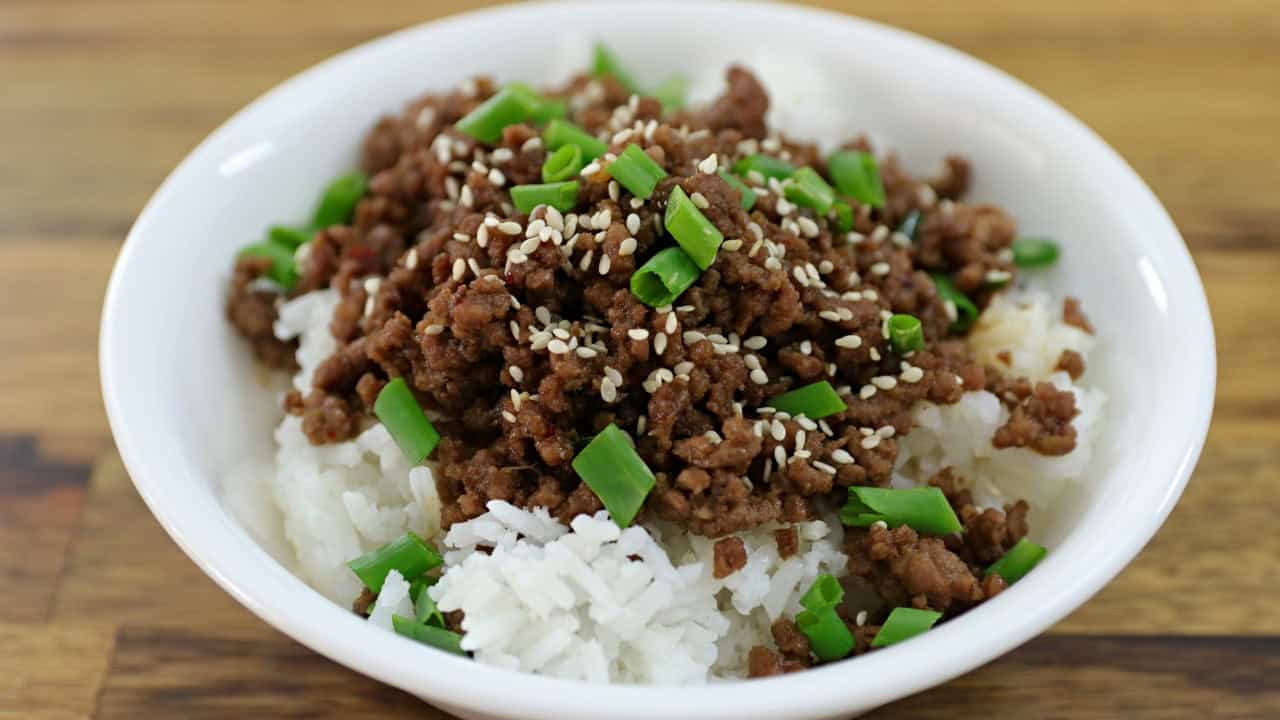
left=0, top=1, right=1277, bottom=718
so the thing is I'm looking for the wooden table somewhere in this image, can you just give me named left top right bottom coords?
left=2, top=1, right=1276, bottom=717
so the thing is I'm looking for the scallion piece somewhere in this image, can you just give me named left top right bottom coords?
left=456, top=85, right=539, bottom=144
left=1012, top=237, right=1060, bottom=267
left=832, top=201, right=854, bottom=233
left=238, top=242, right=298, bottom=290
left=732, top=154, right=795, bottom=181
left=571, top=424, right=655, bottom=528
left=986, top=537, right=1048, bottom=584
left=800, top=573, right=844, bottom=613
left=718, top=169, right=756, bottom=211
left=784, top=167, right=836, bottom=214
left=374, top=377, right=440, bottom=464
left=840, top=487, right=963, bottom=535
left=796, top=607, right=854, bottom=661
left=607, top=144, right=668, bottom=200
left=542, top=119, right=608, bottom=161
left=827, top=150, right=885, bottom=208
left=312, top=171, right=368, bottom=229
left=591, top=42, right=640, bottom=94
left=664, top=185, right=723, bottom=270
left=507, top=82, right=564, bottom=124
left=630, top=246, right=701, bottom=307
left=765, top=381, right=847, bottom=420
left=897, top=209, right=922, bottom=243
left=269, top=225, right=312, bottom=250
left=391, top=615, right=466, bottom=656
left=888, top=314, right=924, bottom=354
left=652, top=75, right=688, bottom=110
left=346, top=531, right=443, bottom=593
left=413, top=580, right=446, bottom=627
left=510, top=181, right=579, bottom=214
left=930, top=273, right=979, bottom=332
left=870, top=607, right=942, bottom=648
left=542, top=144, right=585, bottom=183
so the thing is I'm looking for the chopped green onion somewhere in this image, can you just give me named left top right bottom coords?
left=732, top=154, right=795, bottom=181
left=542, top=119, right=608, bottom=161
left=796, top=607, right=854, bottom=661
left=541, top=144, right=584, bottom=183
left=607, top=144, right=668, bottom=200
left=718, top=169, right=756, bottom=211
left=784, top=167, right=836, bottom=214
left=986, top=537, right=1048, bottom=584
left=391, top=615, right=466, bottom=656
left=897, top=209, right=922, bottom=243
left=765, top=381, right=847, bottom=420
left=507, top=82, right=564, bottom=124
left=652, top=75, right=688, bottom=110
left=269, top=225, right=312, bottom=250
left=510, top=181, right=579, bottom=214
left=840, top=487, right=963, bottom=535
left=456, top=85, right=539, bottom=144
left=800, top=573, right=844, bottom=613
left=591, top=42, right=640, bottom=94
left=832, top=201, right=854, bottom=233
left=413, top=580, right=446, bottom=627
left=408, top=578, right=430, bottom=604
left=630, top=246, right=701, bottom=307
left=1012, top=237, right=1060, bottom=267
left=238, top=242, right=298, bottom=290
left=571, top=424, right=655, bottom=528
left=930, top=273, right=979, bottom=333
left=664, top=186, right=723, bottom=270
left=827, top=151, right=884, bottom=208
left=870, top=607, right=942, bottom=648
left=374, top=377, right=440, bottom=464
left=346, top=531, right=443, bottom=593
left=312, top=171, right=368, bottom=229
left=888, top=314, right=924, bottom=354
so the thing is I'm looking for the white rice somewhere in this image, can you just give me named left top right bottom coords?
left=224, top=282, right=1105, bottom=683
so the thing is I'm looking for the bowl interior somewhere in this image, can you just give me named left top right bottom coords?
left=101, top=3, right=1213, bottom=719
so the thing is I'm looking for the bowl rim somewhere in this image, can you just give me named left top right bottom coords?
left=100, top=1, right=1216, bottom=717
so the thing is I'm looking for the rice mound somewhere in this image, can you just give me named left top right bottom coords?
left=223, top=283, right=1105, bottom=683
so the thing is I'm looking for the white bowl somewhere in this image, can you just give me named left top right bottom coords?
left=100, top=2, right=1215, bottom=718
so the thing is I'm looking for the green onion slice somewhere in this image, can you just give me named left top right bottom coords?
left=607, top=144, right=668, bottom=200
left=630, top=246, right=701, bottom=308
left=312, top=171, right=368, bottom=229
left=800, top=573, right=844, bottom=613
left=888, top=314, right=924, bottom=354
left=930, top=273, right=979, bottom=333
left=238, top=242, right=298, bottom=290
left=456, top=85, right=539, bottom=144
left=832, top=201, right=854, bottom=233
left=871, top=607, right=942, bottom=648
left=506, top=82, right=564, bottom=124
left=840, top=487, right=963, bottom=536
left=591, top=42, right=640, bottom=94
left=1012, top=237, right=1060, bottom=267
left=541, top=144, right=584, bottom=183
left=986, top=537, right=1048, bottom=584
left=897, top=209, right=922, bottom=243
left=664, top=185, right=723, bottom=270
left=269, top=225, right=312, bottom=250
left=828, top=151, right=885, bottom=208
left=784, top=167, right=836, bottom=214
left=542, top=119, right=608, bottom=161
left=796, top=607, right=854, bottom=661
left=413, top=580, right=446, bottom=627
left=765, top=381, right=847, bottom=420
left=652, top=75, right=688, bottom=110
left=391, top=615, right=466, bottom=656
left=374, top=377, right=440, bottom=464
left=510, top=181, right=579, bottom=214
left=346, top=531, right=443, bottom=593
left=571, top=424, right=655, bottom=528
left=718, top=169, right=756, bottom=211
left=732, top=154, right=795, bottom=181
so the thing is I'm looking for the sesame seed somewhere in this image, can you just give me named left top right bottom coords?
left=424, top=324, right=445, bottom=336
left=797, top=417, right=818, bottom=432
left=877, top=426, right=896, bottom=438
left=813, top=461, right=837, bottom=475
left=508, top=365, right=525, bottom=383
left=743, top=336, right=767, bottom=350
left=859, top=384, right=877, bottom=400
left=765, top=256, right=782, bottom=271
left=891, top=232, right=911, bottom=248
left=901, top=366, right=925, bottom=383
left=508, top=320, right=521, bottom=340
left=753, top=421, right=764, bottom=438
left=705, top=430, right=723, bottom=444
left=863, top=289, right=879, bottom=301
left=630, top=197, right=644, bottom=209
left=748, top=238, right=764, bottom=257
left=580, top=161, right=601, bottom=177
left=664, top=313, right=678, bottom=334
left=690, top=192, right=710, bottom=210
left=450, top=258, right=466, bottom=281
left=673, top=361, right=695, bottom=375
left=467, top=258, right=482, bottom=277
left=773, top=445, right=787, bottom=466
left=682, top=330, right=706, bottom=344
left=507, top=249, right=528, bottom=265
left=488, top=168, right=506, bottom=187
left=599, top=254, right=612, bottom=275
left=750, top=368, right=769, bottom=385
left=579, top=249, right=594, bottom=272
left=800, top=340, right=812, bottom=355
left=855, top=610, right=868, bottom=627
left=608, top=180, right=621, bottom=202
left=459, top=185, right=474, bottom=208
left=827, top=363, right=837, bottom=377
left=404, top=248, right=419, bottom=270
left=547, top=339, right=569, bottom=354
left=722, top=238, right=743, bottom=252
left=501, top=410, right=517, bottom=423
left=600, top=377, right=618, bottom=402
left=776, top=198, right=794, bottom=216
left=870, top=261, right=891, bottom=276
left=628, top=328, right=649, bottom=341
left=819, top=310, right=841, bottom=322
left=870, top=225, right=889, bottom=243
left=795, top=429, right=807, bottom=450
left=551, top=328, right=571, bottom=340
left=651, top=331, right=669, bottom=355
left=831, top=449, right=855, bottom=465
left=797, top=216, right=819, bottom=237
left=847, top=231, right=865, bottom=245
left=530, top=331, right=551, bottom=351
left=637, top=415, right=647, bottom=434
left=452, top=232, right=469, bottom=242
left=576, top=347, right=598, bottom=359
left=986, top=269, right=1012, bottom=284
left=498, top=221, right=522, bottom=235
left=698, top=155, right=719, bottom=174
left=678, top=305, right=695, bottom=314
left=861, top=435, right=881, bottom=450
left=872, top=376, right=897, bottom=390
left=792, top=266, right=810, bottom=287
left=835, top=334, right=863, bottom=349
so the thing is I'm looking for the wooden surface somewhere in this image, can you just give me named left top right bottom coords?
left=1, top=1, right=1277, bottom=717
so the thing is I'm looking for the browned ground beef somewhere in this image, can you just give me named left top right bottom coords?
left=713, top=536, right=748, bottom=578
left=774, top=526, right=799, bottom=559
left=227, top=256, right=298, bottom=369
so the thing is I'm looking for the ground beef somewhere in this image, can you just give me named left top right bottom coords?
left=228, top=66, right=1059, bottom=540
left=1055, top=349, right=1086, bottom=380
left=351, top=587, right=376, bottom=617
left=226, top=256, right=297, bottom=369
left=1063, top=296, right=1095, bottom=334
left=774, top=526, right=799, bottom=559
left=931, top=468, right=1029, bottom=567
left=846, top=523, right=990, bottom=613
left=713, top=536, right=748, bottom=578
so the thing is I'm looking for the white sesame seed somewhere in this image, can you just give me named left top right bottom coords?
left=813, top=461, right=837, bottom=475
left=750, top=368, right=769, bottom=385
left=901, top=366, right=925, bottom=383
left=654, top=333, right=668, bottom=355
left=819, top=310, right=841, bottom=322
left=744, top=354, right=761, bottom=371
left=507, top=249, right=528, bottom=265
left=872, top=375, right=897, bottom=390
left=877, top=425, right=896, bottom=438
left=773, top=445, right=787, bottom=466
left=467, top=258, right=482, bottom=277
left=424, top=324, right=445, bottom=336
left=792, top=266, right=810, bottom=287
left=831, top=449, right=855, bottom=465
left=797, top=216, right=819, bottom=238
left=775, top=198, right=794, bottom=216
left=835, top=334, right=863, bottom=349
left=599, top=254, right=612, bottom=275
left=743, top=336, right=767, bottom=351
left=576, top=346, right=598, bottom=359
left=664, top=313, right=678, bottom=334
left=673, top=361, right=695, bottom=376
left=552, top=328, right=571, bottom=340
left=690, top=192, right=710, bottom=210
left=870, top=225, right=889, bottom=243
left=509, top=320, right=521, bottom=340
left=579, top=249, right=594, bottom=272
left=870, top=261, right=891, bottom=276
left=600, top=377, right=618, bottom=402
left=891, top=232, right=911, bottom=248
left=404, top=248, right=419, bottom=270
left=452, top=232, right=469, bottom=242
left=530, top=331, right=551, bottom=351
left=506, top=365, right=525, bottom=383
left=547, top=339, right=569, bottom=354
left=450, top=258, right=466, bottom=281
left=855, top=610, right=868, bottom=627
left=580, top=161, right=601, bottom=177
left=630, top=197, right=644, bottom=209
left=796, top=416, right=817, bottom=432
left=628, top=328, right=649, bottom=341
left=698, top=155, right=719, bottom=174
left=859, top=384, right=877, bottom=400
left=794, top=429, right=807, bottom=450
left=722, top=238, right=743, bottom=252
left=498, top=221, right=522, bottom=235
left=617, top=237, right=637, bottom=257
left=683, top=330, right=706, bottom=344
left=765, top=257, right=782, bottom=271
left=459, top=185, right=474, bottom=208
left=608, top=180, right=621, bottom=202
left=799, top=340, right=812, bottom=355
left=487, top=168, right=506, bottom=187
left=861, top=435, right=881, bottom=450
